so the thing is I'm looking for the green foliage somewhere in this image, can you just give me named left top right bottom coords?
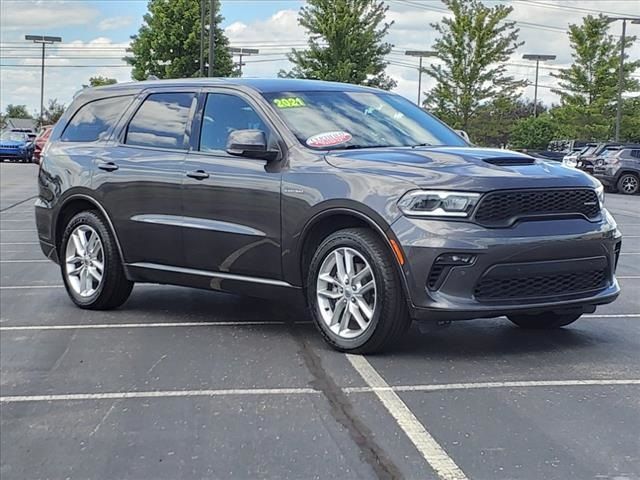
left=4, top=104, right=32, bottom=119
left=510, top=114, right=560, bottom=150
left=552, top=15, right=639, bottom=107
left=125, top=0, right=235, bottom=80
left=468, top=97, right=543, bottom=147
left=620, top=97, right=640, bottom=142
left=425, top=0, right=525, bottom=130
left=550, top=15, right=640, bottom=141
left=42, top=99, right=66, bottom=126
left=84, top=76, right=117, bottom=88
left=283, top=0, right=396, bottom=90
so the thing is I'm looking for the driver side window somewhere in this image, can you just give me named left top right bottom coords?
left=199, top=93, right=269, bottom=153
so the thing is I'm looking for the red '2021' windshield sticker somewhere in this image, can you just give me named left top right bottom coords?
left=306, top=131, right=352, bottom=148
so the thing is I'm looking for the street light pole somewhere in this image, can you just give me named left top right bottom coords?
left=229, top=47, right=259, bottom=76
left=405, top=50, right=436, bottom=106
left=607, top=17, right=639, bottom=141
left=199, top=0, right=205, bottom=76
left=25, top=35, right=62, bottom=125
left=208, top=0, right=216, bottom=77
left=522, top=54, right=556, bottom=117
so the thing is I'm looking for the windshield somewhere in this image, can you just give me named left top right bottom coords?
left=0, top=132, right=27, bottom=142
left=262, top=90, right=467, bottom=150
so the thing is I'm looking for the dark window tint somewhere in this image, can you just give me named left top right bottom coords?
left=126, top=92, right=195, bottom=149
left=199, top=93, right=269, bottom=152
left=61, top=95, right=132, bottom=142
left=631, top=150, right=640, bottom=159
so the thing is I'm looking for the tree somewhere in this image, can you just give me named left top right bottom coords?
left=552, top=15, right=639, bottom=107
left=468, top=97, right=544, bottom=147
left=425, top=0, right=525, bottom=130
left=84, top=76, right=117, bottom=88
left=510, top=114, right=560, bottom=150
left=125, top=0, right=235, bottom=80
left=4, top=104, right=32, bottom=119
left=42, top=99, right=66, bottom=126
left=282, top=0, right=396, bottom=90
left=550, top=15, right=640, bottom=140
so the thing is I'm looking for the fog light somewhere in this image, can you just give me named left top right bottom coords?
left=435, top=253, right=476, bottom=265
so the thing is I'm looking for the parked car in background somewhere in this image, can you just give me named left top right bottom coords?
left=33, top=125, right=53, bottom=164
left=594, top=145, right=640, bottom=195
left=35, top=78, right=621, bottom=353
left=0, top=131, right=35, bottom=162
left=573, top=143, right=624, bottom=174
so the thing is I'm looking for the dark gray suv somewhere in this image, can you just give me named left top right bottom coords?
left=593, top=146, right=640, bottom=195
left=35, top=78, right=622, bottom=353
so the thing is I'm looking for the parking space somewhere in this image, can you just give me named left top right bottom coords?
left=1, top=163, right=639, bottom=479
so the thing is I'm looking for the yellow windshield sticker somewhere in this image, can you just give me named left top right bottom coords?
left=273, top=97, right=306, bottom=109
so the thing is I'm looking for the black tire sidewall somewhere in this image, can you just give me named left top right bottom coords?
left=60, top=212, right=111, bottom=307
left=307, top=231, right=398, bottom=351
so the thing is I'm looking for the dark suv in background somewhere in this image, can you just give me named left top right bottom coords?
left=594, top=146, right=640, bottom=195
left=36, top=78, right=621, bottom=353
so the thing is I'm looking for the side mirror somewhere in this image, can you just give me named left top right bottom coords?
left=455, top=130, right=470, bottom=142
left=226, top=129, right=278, bottom=160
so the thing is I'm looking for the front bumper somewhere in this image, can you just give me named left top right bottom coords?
left=593, top=167, right=618, bottom=187
left=0, top=149, right=28, bottom=160
left=392, top=211, right=622, bottom=321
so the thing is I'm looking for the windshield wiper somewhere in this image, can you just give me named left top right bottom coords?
left=332, top=144, right=391, bottom=150
left=410, top=142, right=432, bottom=148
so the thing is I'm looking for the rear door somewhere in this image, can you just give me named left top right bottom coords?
left=95, top=90, right=197, bottom=267
left=182, top=89, right=283, bottom=279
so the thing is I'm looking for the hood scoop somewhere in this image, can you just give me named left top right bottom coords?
left=483, top=156, right=536, bottom=166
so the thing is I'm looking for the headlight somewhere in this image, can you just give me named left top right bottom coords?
left=564, top=158, right=577, bottom=167
left=398, top=190, right=481, bottom=217
left=595, top=183, right=605, bottom=209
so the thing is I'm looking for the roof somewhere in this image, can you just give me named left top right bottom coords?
left=5, top=118, right=37, bottom=131
left=90, top=77, right=381, bottom=95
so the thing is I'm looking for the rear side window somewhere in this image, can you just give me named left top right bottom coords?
left=61, top=95, right=133, bottom=142
left=631, top=150, right=640, bottom=159
left=125, top=92, right=196, bottom=149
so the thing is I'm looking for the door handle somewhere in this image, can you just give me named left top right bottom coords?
left=97, top=161, right=119, bottom=172
left=186, top=170, right=210, bottom=180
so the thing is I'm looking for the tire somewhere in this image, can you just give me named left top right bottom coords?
left=306, top=228, right=410, bottom=353
left=507, top=312, right=582, bottom=329
left=60, top=210, right=133, bottom=310
left=617, top=173, right=639, bottom=195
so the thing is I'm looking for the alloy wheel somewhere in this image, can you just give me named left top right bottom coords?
left=621, top=175, right=639, bottom=194
left=316, top=247, right=377, bottom=339
left=65, top=225, right=105, bottom=297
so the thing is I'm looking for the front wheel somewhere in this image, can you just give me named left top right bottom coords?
left=60, top=211, right=133, bottom=310
left=306, top=228, right=410, bottom=353
left=617, top=173, right=639, bottom=195
left=507, top=312, right=582, bottom=329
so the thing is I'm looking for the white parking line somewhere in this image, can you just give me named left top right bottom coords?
left=620, top=252, right=640, bottom=255
left=0, top=260, right=50, bottom=263
left=0, top=321, right=312, bottom=331
left=0, top=285, right=63, bottom=290
left=0, top=242, right=39, bottom=245
left=346, top=354, right=468, bottom=480
left=0, top=229, right=36, bottom=232
left=584, top=314, right=640, bottom=318
left=0, top=388, right=319, bottom=403
left=4, top=378, right=639, bottom=404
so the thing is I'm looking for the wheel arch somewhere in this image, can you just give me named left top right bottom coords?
left=297, top=208, right=409, bottom=298
left=54, top=194, right=126, bottom=262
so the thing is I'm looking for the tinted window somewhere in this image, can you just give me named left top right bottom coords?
left=262, top=91, right=467, bottom=150
left=126, top=92, right=195, bottom=149
left=631, top=150, right=640, bottom=159
left=61, top=96, right=132, bottom=142
left=199, top=93, right=269, bottom=152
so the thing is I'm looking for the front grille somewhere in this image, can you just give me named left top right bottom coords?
left=474, top=189, right=600, bottom=227
left=475, top=269, right=607, bottom=301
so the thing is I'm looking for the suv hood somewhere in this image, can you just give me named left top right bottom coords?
left=325, top=146, right=599, bottom=191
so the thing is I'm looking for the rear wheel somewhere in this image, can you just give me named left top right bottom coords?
left=507, top=312, right=582, bottom=329
left=617, top=173, right=639, bottom=195
left=60, top=211, right=133, bottom=310
left=307, top=228, right=410, bottom=353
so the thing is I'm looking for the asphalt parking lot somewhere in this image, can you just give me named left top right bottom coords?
left=1, top=162, right=639, bottom=480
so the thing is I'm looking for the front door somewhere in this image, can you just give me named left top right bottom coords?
left=182, top=91, right=282, bottom=280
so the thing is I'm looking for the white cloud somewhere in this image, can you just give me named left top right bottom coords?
left=98, top=16, right=134, bottom=32
left=0, top=1, right=98, bottom=31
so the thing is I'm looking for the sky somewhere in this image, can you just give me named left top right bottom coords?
left=1, top=0, right=639, bottom=115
